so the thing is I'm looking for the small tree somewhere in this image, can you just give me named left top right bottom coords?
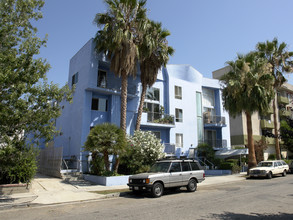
left=84, top=123, right=127, bottom=173
left=280, top=117, right=293, bottom=153
left=120, top=131, right=164, bottom=174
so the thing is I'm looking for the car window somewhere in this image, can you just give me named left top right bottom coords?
left=258, top=162, right=272, bottom=167
left=190, top=162, right=201, bottom=170
left=170, top=162, right=181, bottom=172
left=149, top=162, right=171, bottom=173
left=181, top=162, right=191, bottom=171
left=276, top=162, right=282, bottom=166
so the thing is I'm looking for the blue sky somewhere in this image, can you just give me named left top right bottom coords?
left=35, top=0, right=293, bottom=86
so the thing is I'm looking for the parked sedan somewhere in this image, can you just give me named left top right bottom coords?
left=249, top=160, right=289, bottom=179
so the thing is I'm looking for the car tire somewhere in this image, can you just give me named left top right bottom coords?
left=282, top=170, right=287, bottom=177
left=267, top=172, right=272, bottom=179
left=151, top=182, right=164, bottom=198
left=187, top=179, right=197, bottom=192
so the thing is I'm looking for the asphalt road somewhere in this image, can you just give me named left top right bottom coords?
left=1, top=175, right=293, bottom=220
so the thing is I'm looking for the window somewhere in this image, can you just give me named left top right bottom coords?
left=181, top=162, right=191, bottom=171
left=72, top=72, right=79, bottom=86
left=97, top=70, right=107, bottom=88
left=175, top=108, right=183, bottom=122
left=152, top=131, right=161, bottom=139
left=175, top=86, right=182, bottom=99
left=146, top=87, right=160, bottom=101
left=202, top=88, right=215, bottom=107
left=170, top=162, right=181, bottom=172
left=176, top=133, right=183, bottom=148
left=91, top=98, right=108, bottom=111
left=144, top=102, right=160, bottom=121
left=190, top=162, right=201, bottom=170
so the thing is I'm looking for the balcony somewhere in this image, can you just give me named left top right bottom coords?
left=140, top=112, right=175, bottom=128
left=277, top=95, right=289, bottom=105
left=262, top=106, right=274, bottom=115
left=279, top=109, right=291, bottom=118
left=204, top=114, right=226, bottom=127
left=202, top=139, right=227, bottom=149
left=260, top=119, right=274, bottom=129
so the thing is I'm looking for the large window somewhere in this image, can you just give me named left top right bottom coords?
left=146, top=87, right=160, bottom=101
left=97, top=70, right=107, bottom=88
left=175, top=86, right=182, bottom=99
left=72, top=72, right=79, bottom=86
left=202, top=88, right=215, bottom=107
left=175, top=108, right=183, bottom=122
left=91, top=98, right=108, bottom=112
left=176, top=133, right=183, bottom=148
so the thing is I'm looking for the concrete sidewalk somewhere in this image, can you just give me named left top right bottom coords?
left=0, top=173, right=247, bottom=210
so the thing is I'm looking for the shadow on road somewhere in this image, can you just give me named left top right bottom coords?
left=207, top=212, right=293, bottom=220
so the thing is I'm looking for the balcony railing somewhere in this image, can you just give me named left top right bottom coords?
left=201, top=139, right=227, bottom=148
left=146, top=112, right=175, bottom=125
left=97, top=82, right=138, bottom=96
left=204, top=115, right=226, bottom=126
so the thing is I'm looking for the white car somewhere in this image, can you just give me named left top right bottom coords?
left=249, top=160, right=289, bottom=179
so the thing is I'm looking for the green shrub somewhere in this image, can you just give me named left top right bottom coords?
left=119, top=131, right=164, bottom=174
left=0, top=144, right=38, bottom=184
left=219, top=162, right=234, bottom=170
left=84, top=123, right=127, bottom=173
left=231, top=164, right=241, bottom=174
left=268, top=154, right=276, bottom=160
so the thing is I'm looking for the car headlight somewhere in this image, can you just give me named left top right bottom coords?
left=129, top=179, right=132, bottom=183
left=261, top=170, right=267, bottom=174
left=142, top=178, right=150, bottom=184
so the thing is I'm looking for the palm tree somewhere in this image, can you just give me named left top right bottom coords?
left=94, top=0, right=147, bottom=133
left=220, top=52, right=274, bottom=170
left=135, top=20, right=174, bottom=131
left=256, top=38, right=293, bottom=159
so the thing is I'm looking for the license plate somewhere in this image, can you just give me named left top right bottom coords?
left=254, top=175, right=258, bottom=177
left=134, top=187, right=139, bottom=190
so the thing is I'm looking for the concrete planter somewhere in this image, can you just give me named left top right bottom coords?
left=205, top=170, right=232, bottom=176
left=0, top=183, right=30, bottom=195
left=83, top=174, right=130, bottom=186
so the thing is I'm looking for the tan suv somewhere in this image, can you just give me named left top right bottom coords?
left=249, top=160, right=289, bottom=179
left=127, top=159, right=205, bottom=197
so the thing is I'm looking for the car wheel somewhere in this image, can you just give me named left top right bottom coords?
left=267, top=172, right=272, bottom=179
left=187, top=179, right=197, bottom=192
left=282, top=170, right=287, bottom=177
left=151, top=182, right=164, bottom=198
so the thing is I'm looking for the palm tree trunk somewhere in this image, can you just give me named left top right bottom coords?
left=120, top=73, right=128, bottom=133
left=113, top=154, right=120, bottom=173
left=245, top=111, right=257, bottom=171
left=272, top=93, right=281, bottom=159
left=135, top=83, right=147, bottom=131
left=103, top=151, right=110, bottom=172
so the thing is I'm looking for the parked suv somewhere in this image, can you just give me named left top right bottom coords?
left=249, top=160, right=289, bottom=179
left=127, top=159, right=205, bottom=197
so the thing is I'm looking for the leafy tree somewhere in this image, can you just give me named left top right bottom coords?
left=0, top=142, right=38, bottom=184
left=220, top=52, right=274, bottom=170
left=135, top=20, right=174, bottom=130
left=256, top=38, right=293, bottom=159
left=119, top=130, right=164, bottom=174
left=94, top=0, right=147, bottom=132
left=84, top=123, right=127, bottom=173
left=0, top=0, right=72, bottom=146
left=280, top=117, right=293, bottom=153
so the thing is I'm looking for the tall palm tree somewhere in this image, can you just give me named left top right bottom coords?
left=94, top=0, right=147, bottom=133
left=135, top=20, right=174, bottom=131
left=220, top=52, right=274, bottom=170
left=256, top=38, right=293, bottom=159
